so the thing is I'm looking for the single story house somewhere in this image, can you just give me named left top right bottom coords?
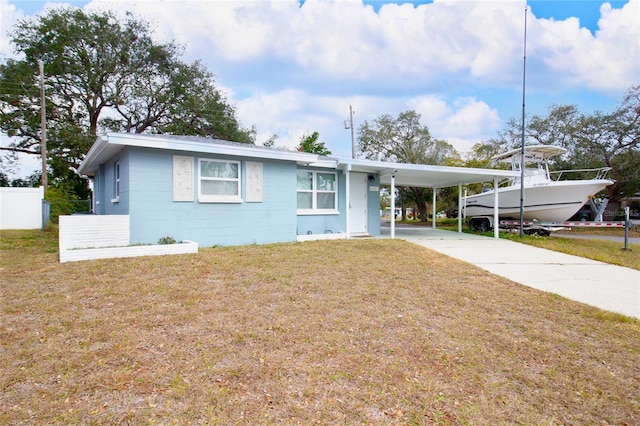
left=77, top=133, right=518, bottom=247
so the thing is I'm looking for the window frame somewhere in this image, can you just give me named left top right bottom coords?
left=297, top=170, right=339, bottom=215
left=198, top=158, right=243, bottom=203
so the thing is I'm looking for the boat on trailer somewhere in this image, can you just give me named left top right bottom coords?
left=462, top=145, right=614, bottom=232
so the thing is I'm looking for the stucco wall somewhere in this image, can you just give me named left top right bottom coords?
left=0, top=186, right=44, bottom=230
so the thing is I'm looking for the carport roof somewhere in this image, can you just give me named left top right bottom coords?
left=336, top=158, right=519, bottom=188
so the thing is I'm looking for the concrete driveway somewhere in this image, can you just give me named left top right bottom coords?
left=379, top=223, right=640, bottom=319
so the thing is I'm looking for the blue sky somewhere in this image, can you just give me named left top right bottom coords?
left=1, top=0, right=638, bottom=178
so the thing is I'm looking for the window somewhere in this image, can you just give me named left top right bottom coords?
left=111, top=162, right=120, bottom=203
left=297, top=170, right=338, bottom=213
left=199, top=159, right=242, bottom=203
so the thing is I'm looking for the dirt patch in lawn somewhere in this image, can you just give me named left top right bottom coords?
left=1, top=230, right=639, bottom=424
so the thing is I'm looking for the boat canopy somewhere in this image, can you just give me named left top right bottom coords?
left=491, top=145, right=567, bottom=164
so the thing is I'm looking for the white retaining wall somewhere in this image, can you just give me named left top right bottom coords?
left=58, top=214, right=198, bottom=262
left=0, top=186, right=44, bottom=230
left=59, top=214, right=130, bottom=250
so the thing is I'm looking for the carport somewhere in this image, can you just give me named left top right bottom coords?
left=338, top=159, right=520, bottom=239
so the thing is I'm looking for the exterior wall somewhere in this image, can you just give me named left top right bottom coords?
left=0, top=186, right=44, bottom=230
left=125, top=148, right=298, bottom=247
left=104, top=152, right=130, bottom=215
left=93, top=164, right=106, bottom=215
left=92, top=154, right=129, bottom=215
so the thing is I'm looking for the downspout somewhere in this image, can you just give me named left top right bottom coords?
left=493, top=177, right=499, bottom=239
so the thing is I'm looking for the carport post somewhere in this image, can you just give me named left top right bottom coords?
left=493, top=177, right=499, bottom=239
left=458, top=183, right=462, bottom=233
left=432, top=188, right=437, bottom=229
left=391, top=173, right=396, bottom=239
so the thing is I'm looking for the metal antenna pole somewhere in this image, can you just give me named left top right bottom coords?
left=519, top=7, right=528, bottom=237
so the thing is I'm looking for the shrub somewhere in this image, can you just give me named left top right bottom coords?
left=158, top=236, right=176, bottom=245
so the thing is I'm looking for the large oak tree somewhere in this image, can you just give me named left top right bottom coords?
left=0, top=8, right=254, bottom=195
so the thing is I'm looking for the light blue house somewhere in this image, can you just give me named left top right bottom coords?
left=78, top=133, right=382, bottom=246
left=78, top=133, right=517, bottom=246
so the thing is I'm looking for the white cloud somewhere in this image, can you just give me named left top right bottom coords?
left=79, top=0, right=637, bottom=95
left=408, top=95, right=502, bottom=154
left=1, top=0, right=23, bottom=60
left=1, top=0, right=637, bottom=177
left=236, top=89, right=306, bottom=149
left=529, top=0, right=640, bottom=92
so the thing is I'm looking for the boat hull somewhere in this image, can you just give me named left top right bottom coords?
left=463, top=180, right=612, bottom=222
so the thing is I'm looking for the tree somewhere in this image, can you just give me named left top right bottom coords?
left=357, top=110, right=459, bottom=221
left=0, top=8, right=254, bottom=196
left=466, top=139, right=508, bottom=168
left=262, top=134, right=279, bottom=148
left=0, top=171, right=10, bottom=187
left=297, top=131, right=331, bottom=155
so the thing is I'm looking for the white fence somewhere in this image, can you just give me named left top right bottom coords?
left=0, top=186, right=45, bottom=230
left=59, top=214, right=198, bottom=263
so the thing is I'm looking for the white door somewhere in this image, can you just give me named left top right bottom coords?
left=349, top=173, right=368, bottom=234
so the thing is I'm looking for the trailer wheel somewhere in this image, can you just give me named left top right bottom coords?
left=537, top=229, right=551, bottom=237
left=470, top=218, right=491, bottom=232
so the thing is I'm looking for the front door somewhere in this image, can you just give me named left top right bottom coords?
left=349, top=173, right=368, bottom=234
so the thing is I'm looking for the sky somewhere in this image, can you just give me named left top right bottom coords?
left=1, top=0, right=638, bottom=179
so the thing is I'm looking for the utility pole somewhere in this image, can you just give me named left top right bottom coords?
left=348, top=105, right=355, bottom=159
left=38, top=60, right=47, bottom=189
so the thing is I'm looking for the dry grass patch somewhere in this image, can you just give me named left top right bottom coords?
left=1, top=230, right=639, bottom=424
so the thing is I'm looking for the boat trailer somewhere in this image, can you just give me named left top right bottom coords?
left=498, top=219, right=626, bottom=237
left=468, top=206, right=634, bottom=250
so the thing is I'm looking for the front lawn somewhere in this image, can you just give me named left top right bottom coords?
left=1, top=229, right=638, bottom=424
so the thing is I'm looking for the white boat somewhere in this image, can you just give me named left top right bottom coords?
left=463, top=145, right=613, bottom=223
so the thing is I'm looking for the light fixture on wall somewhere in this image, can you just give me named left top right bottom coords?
left=368, top=174, right=375, bottom=182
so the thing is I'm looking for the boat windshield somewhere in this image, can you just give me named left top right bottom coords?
left=509, top=161, right=551, bottom=185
